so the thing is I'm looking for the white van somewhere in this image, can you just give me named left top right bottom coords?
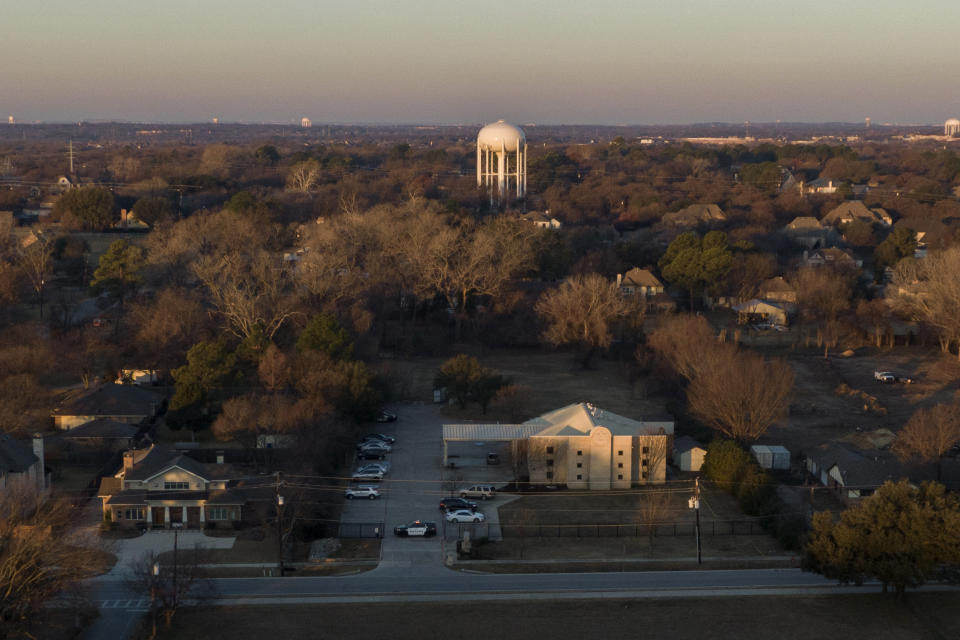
left=459, top=484, right=496, bottom=500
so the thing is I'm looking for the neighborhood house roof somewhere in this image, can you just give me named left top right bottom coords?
left=60, top=418, right=139, bottom=439
left=0, top=434, right=37, bottom=474
left=524, top=403, right=674, bottom=437
left=123, top=446, right=235, bottom=483
left=53, top=384, right=164, bottom=419
left=662, top=203, right=725, bottom=226
left=785, top=216, right=822, bottom=230
left=822, top=201, right=892, bottom=227
left=621, top=268, right=663, bottom=288
left=806, top=443, right=912, bottom=488
left=673, top=436, right=705, bottom=454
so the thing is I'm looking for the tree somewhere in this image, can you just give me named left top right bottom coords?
left=874, top=226, right=916, bottom=273
left=255, top=145, right=280, bottom=165
left=17, top=230, right=54, bottom=318
left=53, top=186, right=115, bottom=231
left=892, top=247, right=960, bottom=358
left=170, top=340, right=238, bottom=414
left=132, top=195, right=175, bottom=227
left=701, top=439, right=753, bottom=493
left=128, top=548, right=215, bottom=634
left=647, top=314, right=726, bottom=381
left=535, top=273, right=629, bottom=368
left=286, top=159, right=322, bottom=193
left=296, top=313, right=354, bottom=360
left=789, top=266, right=853, bottom=355
left=1, top=488, right=105, bottom=639
left=434, top=354, right=506, bottom=412
left=90, top=239, right=144, bottom=317
left=658, top=231, right=733, bottom=309
left=687, top=349, right=793, bottom=442
left=130, top=288, right=210, bottom=370
left=804, top=480, right=960, bottom=599
left=892, top=403, right=960, bottom=481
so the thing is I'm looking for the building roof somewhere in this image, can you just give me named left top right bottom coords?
left=442, top=423, right=543, bottom=442
left=805, top=443, right=913, bottom=488
left=621, top=268, right=663, bottom=288
left=822, top=201, right=892, bottom=226
left=785, top=216, right=823, bottom=231
left=53, top=384, right=164, bottom=420
left=123, top=446, right=236, bottom=483
left=524, top=403, right=674, bottom=437
left=60, top=418, right=140, bottom=440
left=734, top=299, right=794, bottom=315
left=0, top=433, right=37, bottom=474
left=758, top=276, right=795, bottom=295
left=673, top=435, right=705, bottom=454
left=104, top=488, right=247, bottom=506
left=662, top=203, right=725, bottom=226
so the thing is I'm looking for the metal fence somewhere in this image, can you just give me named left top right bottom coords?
left=337, top=522, right=385, bottom=539
left=445, top=519, right=767, bottom=541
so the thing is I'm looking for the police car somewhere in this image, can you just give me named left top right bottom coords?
left=393, top=520, right=437, bottom=537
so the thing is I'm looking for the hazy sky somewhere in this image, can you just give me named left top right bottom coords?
left=3, top=0, right=959, bottom=124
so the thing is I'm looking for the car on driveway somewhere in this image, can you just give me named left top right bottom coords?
left=393, top=520, right=437, bottom=537
left=445, top=509, right=485, bottom=523
left=459, top=484, right=496, bottom=500
left=439, top=497, right=478, bottom=512
left=345, top=485, right=381, bottom=499
left=376, top=410, right=398, bottom=423
left=364, top=433, right=396, bottom=444
left=352, top=467, right=385, bottom=480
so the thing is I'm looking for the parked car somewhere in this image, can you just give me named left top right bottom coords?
left=364, top=433, right=396, bottom=444
left=445, top=509, right=485, bottom=523
left=351, top=468, right=384, bottom=480
left=376, top=410, right=398, bottom=423
left=356, top=462, right=390, bottom=474
left=357, top=448, right=389, bottom=461
left=459, top=484, right=496, bottom=500
left=357, top=440, right=393, bottom=452
left=393, top=520, right=437, bottom=537
left=344, top=485, right=381, bottom=500
left=439, top=497, right=478, bottom=512
left=874, top=370, right=896, bottom=383
left=486, top=452, right=500, bottom=465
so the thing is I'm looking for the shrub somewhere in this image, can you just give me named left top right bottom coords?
left=702, top=439, right=752, bottom=493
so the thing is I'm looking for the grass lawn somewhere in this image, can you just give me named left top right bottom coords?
left=149, top=594, right=960, bottom=640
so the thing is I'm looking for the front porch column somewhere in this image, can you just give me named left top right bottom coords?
left=181, top=506, right=188, bottom=523
left=163, top=506, right=170, bottom=527
left=146, top=508, right=152, bottom=525
left=199, top=505, right=205, bottom=523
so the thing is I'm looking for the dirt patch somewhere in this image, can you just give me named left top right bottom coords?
left=148, top=595, right=960, bottom=640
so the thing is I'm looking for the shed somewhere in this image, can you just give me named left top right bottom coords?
left=751, top=445, right=790, bottom=470
left=673, top=436, right=706, bottom=472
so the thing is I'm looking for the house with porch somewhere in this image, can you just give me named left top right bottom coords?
left=98, top=445, right=256, bottom=529
left=616, top=268, right=665, bottom=298
left=52, top=384, right=165, bottom=430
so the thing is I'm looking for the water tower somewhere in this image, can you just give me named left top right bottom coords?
left=477, top=120, right=526, bottom=205
left=946, top=119, right=960, bottom=137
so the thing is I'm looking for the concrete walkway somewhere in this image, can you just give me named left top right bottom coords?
left=93, top=529, right=237, bottom=580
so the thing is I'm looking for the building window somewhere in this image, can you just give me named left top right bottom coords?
left=545, top=471, right=553, bottom=480
left=617, top=462, right=623, bottom=469
left=164, top=481, right=189, bottom=490
left=577, top=450, right=582, bottom=456
left=642, top=459, right=649, bottom=467
left=642, top=446, right=649, bottom=455
left=122, top=508, right=144, bottom=520
left=547, top=459, right=554, bottom=467
left=208, top=507, right=230, bottom=521
left=642, top=471, right=648, bottom=479
left=617, top=450, right=624, bottom=456
left=576, top=462, right=582, bottom=469
left=617, top=474, right=623, bottom=480
left=546, top=446, right=554, bottom=454
left=576, top=474, right=582, bottom=480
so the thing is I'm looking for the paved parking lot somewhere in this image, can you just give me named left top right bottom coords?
left=340, top=403, right=514, bottom=575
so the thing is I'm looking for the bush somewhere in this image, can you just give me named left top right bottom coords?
left=701, top=439, right=753, bottom=493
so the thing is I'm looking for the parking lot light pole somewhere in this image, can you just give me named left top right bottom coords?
left=688, top=477, right=702, bottom=565
left=277, top=494, right=285, bottom=576
left=150, top=562, right=159, bottom=640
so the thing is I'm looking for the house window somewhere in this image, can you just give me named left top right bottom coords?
left=576, top=474, right=582, bottom=480
left=547, top=459, right=554, bottom=467
left=617, top=474, right=623, bottom=480
left=642, top=446, right=649, bottom=454
left=577, top=450, right=582, bottom=456
left=546, top=446, right=554, bottom=454
left=164, top=481, right=189, bottom=490
left=642, top=471, right=648, bottom=479
left=122, top=508, right=144, bottom=520
left=617, top=450, right=623, bottom=456
left=207, top=507, right=230, bottom=521
left=642, top=459, right=648, bottom=467
left=545, top=471, right=553, bottom=480
left=576, top=462, right=582, bottom=469
left=617, top=462, right=623, bottom=469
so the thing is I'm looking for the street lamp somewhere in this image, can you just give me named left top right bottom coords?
left=687, top=477, right=702, bottom=565
left=150, top=561, right=159, bottom=640
left=276, top=495, right=285, bottom=577
left=171, top=522, right=182, bottom=605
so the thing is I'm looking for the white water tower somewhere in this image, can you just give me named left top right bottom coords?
left=946, top=119, right=960, bottom=137
left=477, top=120, right=526, bottom=205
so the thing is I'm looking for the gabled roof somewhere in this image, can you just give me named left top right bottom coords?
left=806, top=443, right=914, bottom=488
left=662, top=203, right=725, bottom=226
left=821, top=201, right=891, bottom=226
left=758, top=276, right=795, bottom=294
left=61, top=418, right=139, bottom=439
left=53, top=384, right=164, bottom=419
left=785, top=216, right=823, bottom=231
left=734, top=299, right=794, bottom=314
left=673, top=435, right=705, bottom=454
left=621, top=268, right=663, bottom=288
left=122, top=446, right=235, bottom=483
left=524, top=403, right=673, bottom=437
left=0, top=434, right=37, bottom=474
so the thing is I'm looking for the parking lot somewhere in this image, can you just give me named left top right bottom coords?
left=340, top=403, right=514, bottom=573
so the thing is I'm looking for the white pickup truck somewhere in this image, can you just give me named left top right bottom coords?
left=874, top=370, right=896, bottom=383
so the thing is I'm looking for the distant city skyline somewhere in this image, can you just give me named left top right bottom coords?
left=3, top=0, right=959, bottom=125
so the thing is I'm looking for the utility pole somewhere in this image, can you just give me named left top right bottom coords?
left=276, top=471, right=285, bottom=577
left=688, top=477, right=702, bottom=565
left=68, top=139, right=74, bottom=174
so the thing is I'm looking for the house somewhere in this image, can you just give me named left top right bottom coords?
left=519, top=211, right=562, bottom=229
left=803, top=443, right=913, bottom=505
left=803, top=248, right=862, bottom=269
left=734, top=299, right=794, bottom=326
left=750, top=445, right=790, bottom=470
left=821, top=201, right=892, bottom=227
left=113, top=209, right=150, bottom=231
left=98, top=446, right=260, bottom=529
left=59, top=418, right=141, bottom=452
left=757, top=277, right=797, bottom=303
left=782, top=216, right=837, bottom=250
left=673, top=436, right=706, bottom=472
left=52, top=384, right=165, bottom=430
left=803, top=177, right=841, bottom=195
left=0, top=433, right=45, bottom=494
left=616, top=268, right=664, bottom=298
left=662, top=203, right=726, bottom=227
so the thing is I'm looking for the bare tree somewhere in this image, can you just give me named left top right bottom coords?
left=647, top=314, right=729, bottom=381
left=789, top=266, right=853, bottom=356
left=688, top=349, right=794, bottom=442
left=634, top=487, right=672, bottom=554
left=536, top=273, right=630, bottom=367
left=286, top=159, right=322, bottom=193
left=893, top=403, right=960, bottom=480
left=128, top=548, right=215, bottom=636
left=893, top=247, right=960, bottom=359
left=17, top=230, right=54, bottom=318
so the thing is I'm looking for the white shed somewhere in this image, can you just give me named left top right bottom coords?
left=750, top=445, right=790, bottom=470
left=673, top=436, right=706, bottom=472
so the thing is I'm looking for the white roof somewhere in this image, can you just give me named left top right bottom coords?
left=443, top=423, right=542, bottom=441
left=946, top=118, right=960, bottom=126
left=478, top=120, right=525, bottom=152
left=524, top=403, right=673, bottom=437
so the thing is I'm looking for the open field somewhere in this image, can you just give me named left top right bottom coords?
left=148, top=594, right=960, bottom=640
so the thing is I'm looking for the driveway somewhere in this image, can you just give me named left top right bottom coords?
left=94, top=529, right=237, bottom=580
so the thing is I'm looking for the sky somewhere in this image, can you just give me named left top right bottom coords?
left=2, top=0, right=960, bottom=125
